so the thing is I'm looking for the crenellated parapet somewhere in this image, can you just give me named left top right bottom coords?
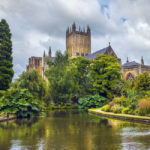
left=66, top=23, right=91, bottom=38
left=66, top=23, right=91, bottom=58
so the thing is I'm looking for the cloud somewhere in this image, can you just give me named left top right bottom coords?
left=1, top=0, right=150, bottom=78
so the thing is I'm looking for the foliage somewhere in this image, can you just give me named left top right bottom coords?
left=11, top=70, right=48, bottom=100
left=45, top=51, right=78, bottom=104
left=135, top=99, right=150, bottom=116
left=133, top=72, right=150, bottom=91
left=110, top=104, right=124, bottom=113
left=0, top=19, right=14, bottom=90
left=112, top=96, right=129, bottom=107
left=78, top=94, right=109, bottom=110
left=0, top=88, right=40, bottom=118
left=69, top=57, right=92, bottom=98
left=101, top=104, right=111, bottom=112
left=90, top=54, right=121, bottom=99
left=121, top=107, right=130, bottom=114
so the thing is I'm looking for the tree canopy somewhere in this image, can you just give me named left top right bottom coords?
left=11, top=70, right=47, bottom=100
left=90, top=54, right=121, bottom=99
left=133, top=72, right=150, bottom=91
left=0, top=19, right=14, bottom=90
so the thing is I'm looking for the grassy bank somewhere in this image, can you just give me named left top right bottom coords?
left=88, top=108, right=150, bottom=124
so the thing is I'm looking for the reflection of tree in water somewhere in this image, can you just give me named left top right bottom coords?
left=0, top=110, right=149, bottom=150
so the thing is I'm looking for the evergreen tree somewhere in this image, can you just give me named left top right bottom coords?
left=0, top=19, right=14, bottom=90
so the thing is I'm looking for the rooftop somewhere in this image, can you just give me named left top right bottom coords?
left=85, top=47, right=108, bottom=60
left=122, top=61, right=140, bottom=67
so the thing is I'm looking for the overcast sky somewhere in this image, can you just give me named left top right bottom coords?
left=1, top=0, right=150, bottom=79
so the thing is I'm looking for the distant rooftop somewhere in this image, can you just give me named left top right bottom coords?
left=122, top=61, right=140, bottom=67
left=85, top=47, right=109, bottom=60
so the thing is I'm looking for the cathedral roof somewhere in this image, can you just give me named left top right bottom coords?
left=85, top=46, right=117, bottom=60
left=85, top=47, right=108, bottom=60
left=122, top=61, right=140, bottom=67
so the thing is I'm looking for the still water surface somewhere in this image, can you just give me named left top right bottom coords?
left=0, top=110, right=150, bottom=150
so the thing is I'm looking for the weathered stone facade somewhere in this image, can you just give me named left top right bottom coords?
left=122, top=58, right=150, bottom=81
left=26, top=57, right=42, bottom=76
left=66, top=23, right=91, bottom=58
left=43, top=47, right=55, bottom=80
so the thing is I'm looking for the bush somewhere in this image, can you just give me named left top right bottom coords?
left=78, top=95, right=109, bottom=110
left=112, top=96, right=129, bottom=107
left=0, top=90, right=5, bottom=98
left=101, top=104, right=111, bottom=112
left=111, top=104, right=124, bottom=113
left=121, top=107, right=130, bottom=114
left=135, top=100, right=150, bottom=116
left=0, top=88, right=40, bottom=118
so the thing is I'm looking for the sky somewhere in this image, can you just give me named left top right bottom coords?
left=1, top=0, right=150, bottom=79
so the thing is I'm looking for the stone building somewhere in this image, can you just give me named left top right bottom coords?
left=85, top=43, right=121, bottom=63
left=43, top=47, right=55, bottom=80
left=26, top=56, right=42, bottom=76
left=66, top=23, right=91, bottom=58
left=122, top=57, right=150, bottom=81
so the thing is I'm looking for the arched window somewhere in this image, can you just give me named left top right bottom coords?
left=126, top=73, right=134, bottom=82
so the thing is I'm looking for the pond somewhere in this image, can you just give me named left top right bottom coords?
left=0, top=110, right=150, bottom=150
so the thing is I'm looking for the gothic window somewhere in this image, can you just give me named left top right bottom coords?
left=81, top=53, right=84, bottom=56
left=126, top=73, right=134, bottom=82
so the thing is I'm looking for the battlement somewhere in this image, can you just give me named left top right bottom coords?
left=66, top=23, right=91, bottom=37
left=66, top=23, right=91, bottom=58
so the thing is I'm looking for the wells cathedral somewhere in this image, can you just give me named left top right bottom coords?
left=26, top=23, right=150, bottom=81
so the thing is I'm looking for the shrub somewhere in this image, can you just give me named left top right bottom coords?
left=112, top=96, right=129, bottom=107
left=133, top=72, right=150, bottom=91
left=135, top=100, right=150, bottom=116
left=109, top=101, right=116, bottom=107
left=0, top=90, right=5, bottom=98
left=0, top=88, right=40, bottom=118
left=111, top=104, right=124, bottom=113
left=101, top=104, right=111, bottom=112
left=121, top=107, right=130, bottom=114
left=78, top=95, right=109, bottom=110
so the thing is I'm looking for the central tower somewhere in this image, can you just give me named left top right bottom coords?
left=66, top=23, right=91, bottom=58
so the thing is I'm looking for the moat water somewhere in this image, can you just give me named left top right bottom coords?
left=0, top=110, right=150, bottom=150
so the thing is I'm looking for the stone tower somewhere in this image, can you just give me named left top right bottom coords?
left=66, top=23, right=91, bottom=58
left=26, top=57, right=42, bottom=76
left=43, top=47, right=52, bottom=80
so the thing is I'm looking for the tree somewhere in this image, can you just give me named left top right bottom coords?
left=90, top=54, right=121, bottom=99
left=0, top=19, right=14, bottom=90
left=11, top=70, right=47, bottom=100
left=133, top=72, right=150, bottom=91
left=45, top=51, right=78, bottom=105
left=69, top=57, right=92, bottom=99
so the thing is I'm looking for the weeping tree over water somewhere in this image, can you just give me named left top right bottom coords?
left=0, top=19, right=14, bottom=90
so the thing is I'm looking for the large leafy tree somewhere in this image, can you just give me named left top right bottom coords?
left=0, top=19, right=14, bottom=90
left=90, top=54, right=121, bottom=99
left=133, top=72, right=150, bottom=91
left=11, top=70, right=47, bottom=100
left=45, top=51, right=78, bottom=104
left=69, top=57, right=92, bottom=98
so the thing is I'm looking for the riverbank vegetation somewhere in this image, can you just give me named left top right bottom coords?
left=101, top=72, right=150, bottom=116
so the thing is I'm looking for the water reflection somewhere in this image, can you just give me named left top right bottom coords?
left=0, top=110, right=150, bottom=150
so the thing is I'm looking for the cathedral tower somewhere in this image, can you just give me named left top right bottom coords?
left=66, top=23, right=91, bottom=58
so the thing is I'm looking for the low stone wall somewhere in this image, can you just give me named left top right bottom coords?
left=88, top=109, right=150, bottom=125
